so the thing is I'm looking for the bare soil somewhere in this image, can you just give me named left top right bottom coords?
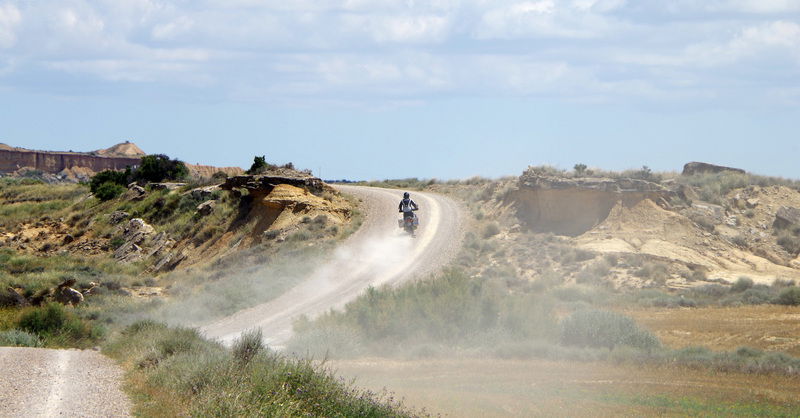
left=332, top=357, right=800, bottom=417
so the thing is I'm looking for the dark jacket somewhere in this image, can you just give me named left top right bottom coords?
left=398, top=198, right=418, bottom=214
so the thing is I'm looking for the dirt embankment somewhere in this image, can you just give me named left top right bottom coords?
left=511, top=170, right=670, bottom=236
left=506, top=168, right=800, bottom=288
left=1, top=173, right=354, bottom=277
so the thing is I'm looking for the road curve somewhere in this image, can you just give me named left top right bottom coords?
left=0, top=347, right=132, bottom=417
left=201, top=186, right=464, bottom=347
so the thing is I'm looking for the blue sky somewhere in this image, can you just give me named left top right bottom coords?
left=1, top=1, right=798, bottom=180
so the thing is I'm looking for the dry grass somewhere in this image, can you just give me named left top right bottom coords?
left=624, top=305, right=800, bottom=356
left=332, top=357, right=800, bottom=417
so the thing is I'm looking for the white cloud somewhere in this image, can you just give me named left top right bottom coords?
left=0, top=2, right=21, bottom=48
left=0, top=0, right=797, bottom=107
left=341, top=14, right=450, bottom=43
left=474, top=0, right=625, bottom=39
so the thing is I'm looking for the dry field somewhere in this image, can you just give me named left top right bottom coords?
left=625, top=305, right=800, bottom=356
left=333, top=358, right=800, bottom=417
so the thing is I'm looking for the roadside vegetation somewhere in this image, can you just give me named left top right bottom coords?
left=104, top=321, right=418, bottom=417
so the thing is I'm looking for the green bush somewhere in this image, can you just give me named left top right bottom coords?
left=18, top=303, right=72, bottom=334
left=231, top=328, right=264, bottom=364
left=0, top=329, right=42, bottom=347
left=775, top=287, right=800, bottom=306
left=560, top=309, right=661, bottom=351
left=246, top=155, right=272, bottom=175
left=731, top=276, right=754, bottom=292
left=90, top=169, right=130, bottom=195
left=94, top=182, right=126, bottom=201
left=133, top=154, right=188, bottom=183
left=17, top=303, right=103, bottom=346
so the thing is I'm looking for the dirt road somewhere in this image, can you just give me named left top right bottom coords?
left=0, top=347, right=131, bottom=417
left=202, top=186, right=464, bottom=347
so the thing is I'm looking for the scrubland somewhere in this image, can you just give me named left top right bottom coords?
left=306, top=169, right=800, bottom=416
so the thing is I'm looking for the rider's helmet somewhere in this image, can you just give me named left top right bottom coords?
left=403, top=192, right=410, bottom=199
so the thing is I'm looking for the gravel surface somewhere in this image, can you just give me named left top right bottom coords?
left=201, top=186, right=465, bottom=347
left=0, top=347, right=132, bottom=417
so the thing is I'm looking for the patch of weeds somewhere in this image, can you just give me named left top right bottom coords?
left=559, top=309, right=661, bottom=351
left=775, top=287, right=800, bottom=306
left=0, top=329, right=42, bottom=347
left=730, top=276, right=754, bottom=292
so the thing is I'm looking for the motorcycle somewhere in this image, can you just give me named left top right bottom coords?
left=398, top=210, right=419, bottom=237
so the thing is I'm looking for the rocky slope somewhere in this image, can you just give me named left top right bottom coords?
left=450, top=165, right=800, bottom=290
left=0, top=169, right=355, bottom=308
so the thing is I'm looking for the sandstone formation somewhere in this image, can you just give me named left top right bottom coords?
left=221, top=174, right=326, bottom=197
left=186, top=164, right=244, bottom=179
left=1, top=141, right=245, bottom=180
left=682, top=161, right=746, bottom=176
left=512, top=168, right=672, bottom=236
left=0, top=142, right=142, bottom=176
left=55, top=279, right=84, bottom=306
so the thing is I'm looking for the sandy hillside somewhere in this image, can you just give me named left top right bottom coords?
left=576, top=195, right=800, bottom=286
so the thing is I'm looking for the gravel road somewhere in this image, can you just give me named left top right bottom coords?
left=0, top=347, right=131, bottom=417
left=201, top=186, right=464, bottom=347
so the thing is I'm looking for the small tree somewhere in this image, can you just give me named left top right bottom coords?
left=133, top=154, right=188, bottom=183
left=246, top=155, right=269, bottom=175
left=573, top=163, right=587, bottom=176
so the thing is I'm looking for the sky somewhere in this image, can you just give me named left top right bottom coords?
left=0, top=0, right=799, bottom=180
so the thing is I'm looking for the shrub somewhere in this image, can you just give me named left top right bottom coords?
left=18, top=303, right=71, bottom=335
left=231, top=328, right=264, bottom=364
left=773, top=278, right=796, bottom=288
left=573, top=163, right=587, bottom=176
left=731, top=276, right=754, bottom=292
left=777, top=232, right=800, bottom=255
left=90, top=168, right=131, bottom=194
left=17, top=303, right=102, bottom=346
left=560, top=309, right=661, bottom=351
left=0, top=329, right=42, bottom=347
left=246, top=155, right=271, bottom=175
left=482, top=222, right=500, bottom=238
left=94, top=182, right=126, bottom=201
left=133, top=154, right=188, bottom=183
left=775, top=287, right=800, bottom=306
left=634, top=262, right=670, bottom=284
left=688, top=284, right=728, bottom=298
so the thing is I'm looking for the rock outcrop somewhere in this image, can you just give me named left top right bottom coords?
left=512, top=168, right=672, bottom=236
left=114, top=218, right=155, bottom=262
left=0, top=142, right=142, bottom=176
left=54, top=279, right=84, bottom=306
left=682, top=162, right=746, bottom=176
left=775, top=206, right=800, bottom=229
left=186, top=164, right=244, bottom=179
left=221, top=174, right=326, bottom=197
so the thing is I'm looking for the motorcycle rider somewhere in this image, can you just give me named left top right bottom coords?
left=398, top=192, right=419, bottom=221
